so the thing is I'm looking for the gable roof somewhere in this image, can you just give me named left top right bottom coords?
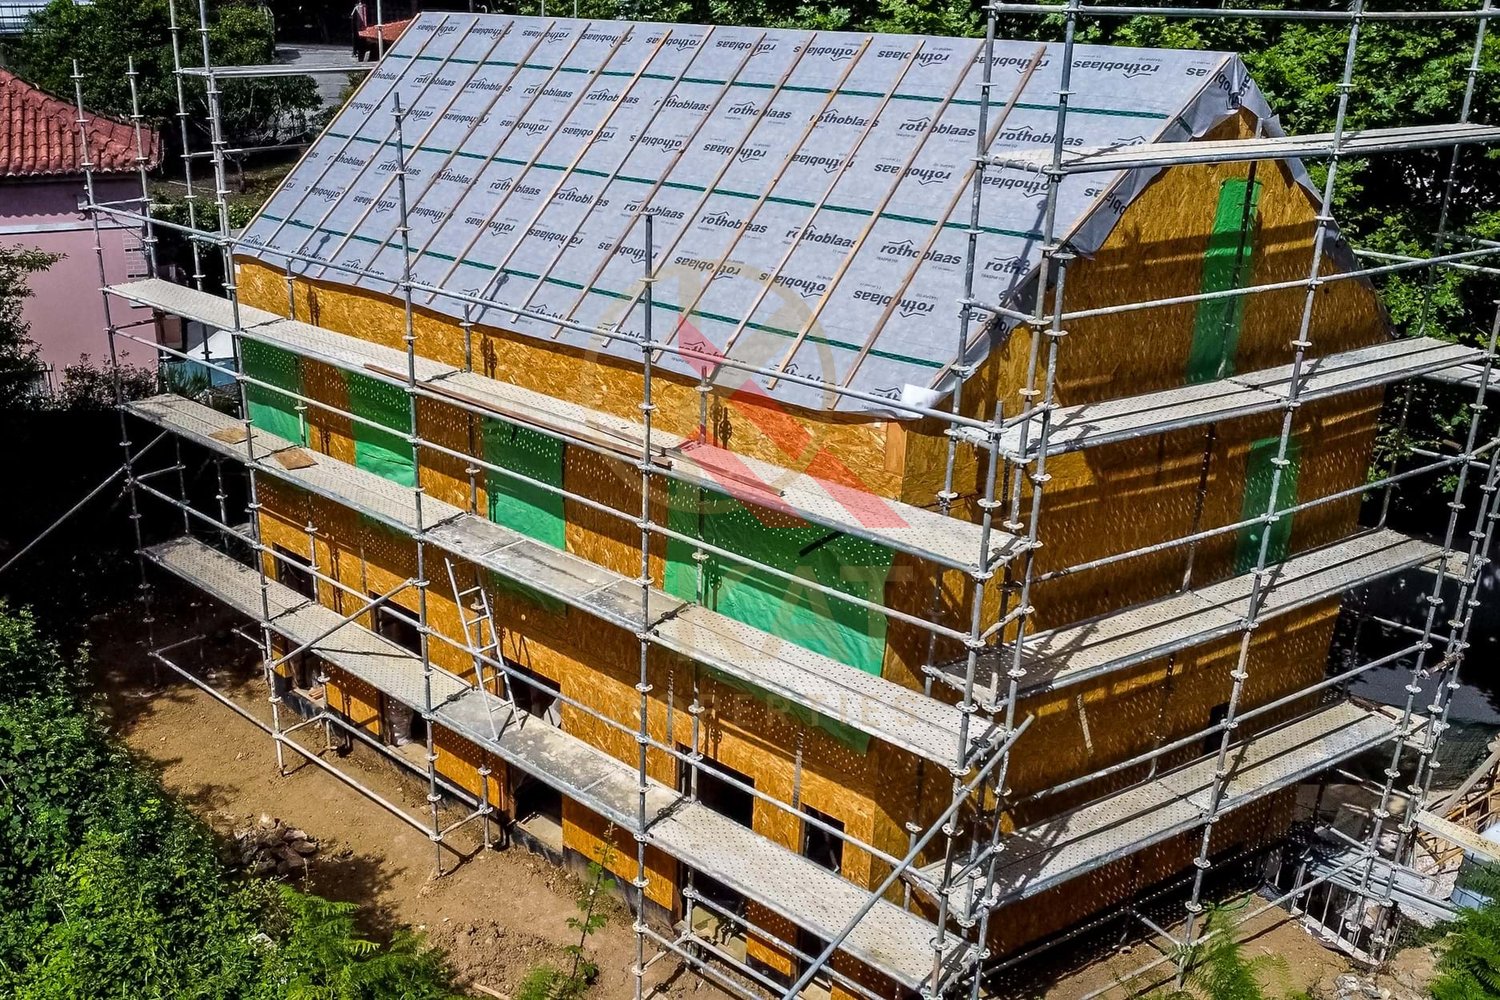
left=0, top=67, right=159, bottom=179
left=240, top=13, right=1304, bottom=418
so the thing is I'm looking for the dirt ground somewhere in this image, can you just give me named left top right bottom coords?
left=88, top=599, right=1443, bottom=1000
left=93, top=603, right=717, bottom=1000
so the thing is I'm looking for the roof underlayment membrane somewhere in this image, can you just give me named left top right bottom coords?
left=240, top=13, right=1313, bottom=418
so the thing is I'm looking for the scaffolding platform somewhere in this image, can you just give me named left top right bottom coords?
left=915, top=701, right=1402, bottom=910
left=1414, top=810, right=1500, bottom=863
left=143, top=533, right=962, bottom=990
left=126, top=393, right=983, bottom=767
left=1426, top=362, right=1499, bottom=393
left=998, top=338, right=1483, bottom=460
left=438, top=693, right=969, bottom=990
left=990, top=122, right=1500, bottom=174
left=108, top=278, right=1018, bottom=572
left=935, top=529, right=1444, bottom=707
left=144, top=536, right=470, bottom=710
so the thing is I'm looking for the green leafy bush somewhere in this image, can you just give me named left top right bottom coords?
left=1432, top=865, right=1500, bottom=1000
left=0, top=602, right=459, bottom=1000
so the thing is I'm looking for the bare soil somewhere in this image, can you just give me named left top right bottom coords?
left=91, top=601, right=716, bottom=1000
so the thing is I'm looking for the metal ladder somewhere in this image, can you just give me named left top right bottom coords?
left=444, top=558, right=514, bottom=740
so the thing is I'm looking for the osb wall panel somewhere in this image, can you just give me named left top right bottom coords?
left=986, top=790, right=1296, bottom=955
left=563, top=799, right=677, bottom=910
left=324, top=665, right=381, bottom=735
left=237, top=258, right=899, bottom=500
left=1022, top=393, right=1380, bottom=631
left=433, top=723, right=510, bottom=815
left=1007, top=603, right=1338, bottom=816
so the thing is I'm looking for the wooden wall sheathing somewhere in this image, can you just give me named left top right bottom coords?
left=986, top=791, right=1296, bottom=955
left=233, top=121, right=1391, bottom=968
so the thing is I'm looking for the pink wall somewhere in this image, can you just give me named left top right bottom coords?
left=1, top=176, right=158, bottom=387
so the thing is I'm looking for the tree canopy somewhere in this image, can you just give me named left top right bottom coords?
left=12, top=0, right=322, bottom=148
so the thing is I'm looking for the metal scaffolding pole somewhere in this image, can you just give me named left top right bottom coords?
left=1176, top=2, right=1367, bottom=979
left=167, top=0, right=207, bottom=293
left=70, top=64, right=159, bottom=683
left=633, top=212, right=656, bottom=1000
left=192, top=0, right=290, bottom=775
left=387, top=90, right=448, bottom=876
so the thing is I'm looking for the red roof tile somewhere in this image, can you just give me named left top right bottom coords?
left=359, top=17, right=413, bottom=44
left=0, top=67, right=160, bottom=179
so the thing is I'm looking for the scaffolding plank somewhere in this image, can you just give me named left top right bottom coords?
left=143, top=536, right=469, bottom=709
left=1016, top=529, right=1441, bottom=694
left=1424, top=362, right=1498, bottom=393
left=934, top=529, right=1445, bottom=704
left=436, top=693, right=966, bottom=989
left=999, top=338, right=1484, bottom=460
left=109, top=278, right=1020, bottom=571
left=993, top=122, right=1500, bottom=174
left=919, top=701, right=1399, bottom=908
left=128, top=394, right=465, bottom=532
left=1414, top=810, right=1500, bottom=863
left=126, top=393, right=978, bottom=767
left=110, top=277, right=281, bottom=330
left=145, top=534, right=959, bottom=987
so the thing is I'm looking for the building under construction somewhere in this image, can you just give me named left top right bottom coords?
left=64, top=2, right=1500, bottom=997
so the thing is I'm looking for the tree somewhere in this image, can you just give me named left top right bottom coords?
left=12, top=0, right=321, bottom=149
left=0, top=246, right=60, bottom=410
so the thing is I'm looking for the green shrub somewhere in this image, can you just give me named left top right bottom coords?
left=0, top=602, right=459, bottom=1000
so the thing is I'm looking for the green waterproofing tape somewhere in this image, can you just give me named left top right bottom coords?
left=346, top=371, right=416, bottom=488
left=241, top=339, right=305, bottom=445
left=1187, top=178, right=1262, bottom=385
left=664, top=480, right=895, bottom=750
left=482, top=417, right=566, bottom=612
left=1235, top=433, right=1302, bottom=574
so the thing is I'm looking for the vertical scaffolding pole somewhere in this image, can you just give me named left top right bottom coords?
left=1176, top=2, right=1366, bottom=978
left=167, top=0, right=207, bottom=294
left=195, top=0, right=285, bottom=774
left=909, top=1, right=999, bottom=903
left=125, top=58, right=158, bottom=280
left=72, top=61, right=160, bottom=682
left=1366, top=306, right=1500, bottom=951
left=633, top=212, right=657, bottom=1000
left=390, top=91, right=447, bottom=876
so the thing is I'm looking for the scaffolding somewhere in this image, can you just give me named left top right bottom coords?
left=60, top=1, right=1500, bottom=996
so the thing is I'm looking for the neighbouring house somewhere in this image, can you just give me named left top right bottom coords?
left=0, top=67, right=160, bottom=389
left=352, top=9, right=413, bottom=61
